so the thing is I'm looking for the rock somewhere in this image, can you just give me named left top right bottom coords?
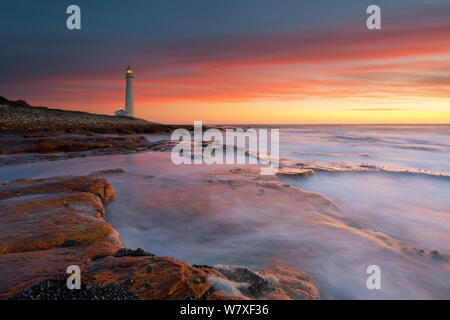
left=85, top=255, right=224, bottom=300
left=0, top=135, right=181, bottom=166
left=215, top=266, right=275, bottom=298
left=213, top=263, right=320, bottom=300
left=0, top=171, right=322, bottom=300
left=430, top=250, right=447, bottom=261
left=276, top=168, right=315, bottom=178
left=0, top=96, right=196, bottom=134
left=0, top=174, right=122, bottom=298
left=0, top=173, right=238, bottom=300
left=258, top=263, right=320, bottom=300
left=0, top=241, right=119, bottom=299
left=0, top=183, right=118, bottom=254
left=0, top=175, right=117, bottom=202
left=91, top=168, right=126, bottom=175
left=113, top=248, right=153, bottom=257
left=403, top=247, right=449, bottom=262
left=10, top=276, right=138, bottom=300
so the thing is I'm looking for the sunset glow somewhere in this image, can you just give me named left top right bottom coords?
left=1, top=1, right=449, bottom=124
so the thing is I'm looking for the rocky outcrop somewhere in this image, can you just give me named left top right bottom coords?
left=0, top=135, right=180, bottom=166
left=0, top=96, right=179, bottom=134
left=0, top=136, right=153, bottom=155
left=0, top=173, right=320, bottom=300
left=0, top=174, right=121, bottom=298
left=257, top=263, right=320, bottom=299
left=276, top=168, right=315, bottom=178
left=85, top=252, right=222, bottom=300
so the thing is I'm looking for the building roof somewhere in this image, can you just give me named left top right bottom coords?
left=114, top=109, right=128, bottom=116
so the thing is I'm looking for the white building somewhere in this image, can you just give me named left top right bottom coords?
left=114, top=108, right=128, bottom=117
left=115, top=65, right=135, bottom=117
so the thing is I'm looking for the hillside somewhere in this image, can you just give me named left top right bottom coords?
left=0, top=96, right=175, bottom=134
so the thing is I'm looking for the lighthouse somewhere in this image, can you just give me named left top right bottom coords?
left=125, top=65, right=134, bottom=117
left=114, top=65, right=136, bottom=117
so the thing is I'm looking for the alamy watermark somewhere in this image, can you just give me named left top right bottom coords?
left=66, top=5, right=81, bottom=30
left=366, top=5, right=381, bottom=30
left=66, top=4, right=381, bottom=31
left=170, top=121, right=280, bottom=175
left=66, top=265, right=81, bottom=290
left=366, top=265, right=381, bottom=290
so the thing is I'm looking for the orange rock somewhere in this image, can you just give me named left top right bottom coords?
left=0, top=198, right=118, bottom=254
left=0, top=241, right=119, bottom=299
left=258, top=262, right=320, bottom=300
left=276, top=168, right=315, bottom=177
left=0, top=175, right=117, bottom=202
left=85, top=255, right=223, bottom=300
left=0, top=174, right=228, bottom=300
left=0, top=174, right=121, bottom=298
left=0, top=172, right=321, bottom=300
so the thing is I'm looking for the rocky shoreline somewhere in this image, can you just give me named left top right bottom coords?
left=0, top=134, right=178, bottom=166
left=0, top=172, right=319, bottom=300
left=0, top=96, right=185, bottom=134
left=0, top=97, right=192, bottom=166
left=0, top=97, right=322, bottom=300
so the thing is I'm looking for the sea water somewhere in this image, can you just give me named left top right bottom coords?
left=0, top=125, right=449, bottom=299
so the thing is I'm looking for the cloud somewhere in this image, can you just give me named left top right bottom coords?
left=1, top=9, right=450, bottom=120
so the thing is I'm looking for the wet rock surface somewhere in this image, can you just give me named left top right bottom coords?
left=84, top=253, right=224, bottom=300
left=0, top=96, right=194, bottom=166
left=113, top=248, right=154, bottom=257
left=0, top=135, right=150, bottom=155
left=0, top=174, right=121, bottom=298
left=276, top=168, right=315, bottom=178
left=213, top=264, right=320, bottom=300
left=0, top=171, right=321, bottom=300
left=258, top=263, right=320, bottom=300
left=216, top=266, right=275, bottom=298
left=0, top=135, right=178, bottom=166
left=404, top=247, right=449, bottom=262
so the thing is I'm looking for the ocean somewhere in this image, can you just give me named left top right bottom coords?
left=1, top=124, right=449, bottom=299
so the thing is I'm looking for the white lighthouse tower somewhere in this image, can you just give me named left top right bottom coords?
left=125, top=65, right=134, bottom=117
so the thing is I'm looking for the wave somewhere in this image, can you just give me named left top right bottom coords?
left=212, top=138, right=450, bottom=180
left=328, top=135, right=449, bottom=152
left=279, top=158, right=450, bottom=180
left=292, top=151, right=371, bottom=158
left=331, top=135, right=381, bottom=143
left=394, top=145, right=442, bottom=152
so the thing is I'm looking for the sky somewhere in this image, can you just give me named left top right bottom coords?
left=1, top=0, right=449, bottom=124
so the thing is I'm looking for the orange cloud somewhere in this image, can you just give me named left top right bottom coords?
left=5, top=21, right=450, bottom=123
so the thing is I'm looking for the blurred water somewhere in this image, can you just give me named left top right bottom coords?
left=277, top=125, right=450, bottom=251
left=278, top=124, right=450, bottom=173
left=0, top=126, right=449, bottom=299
